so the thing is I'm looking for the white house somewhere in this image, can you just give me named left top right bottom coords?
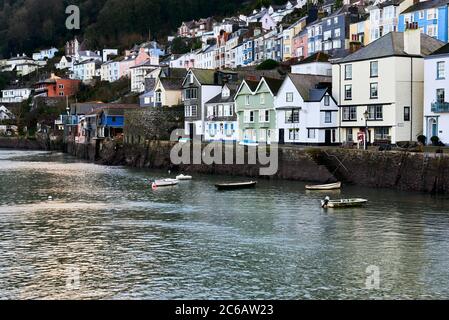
left=204, top=84, right=239, bottom=142
left=55, top=56, right=73, bottom=70
left=102, top=49, right=119, bottom=62
left=424, top=43, right=449, bottom=145
left=170, top=51, right=198, bottom=69
left=73, top=59, right=101, bottom=82
left=4, top=55, right=40, bottom=75
left=130, top=61, right=159, bottom=93
left=332, top=28, right=444, bottom=145
left=0, top=105, right=15, bottom=120
left=101, top=60, right=121, bottom=82
left=76, top=50, right=102, bottom=63
left=275, top=73, right=339, bottom=145
left=32, top=48, right=58, bottom=61
left=195, top=45, right=216, bottom=69
left=291, top=52, right=332, bottom=76
left=0, top=88, right=32, bottom=103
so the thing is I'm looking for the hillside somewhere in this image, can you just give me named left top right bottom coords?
left=0, top=0, right=288, bottom=58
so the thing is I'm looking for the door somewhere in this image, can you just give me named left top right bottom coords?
left=325, top=129, right=332, bottom=145
left=279, top=129, right=285, bottom=144
left=189, top=123, right=194, bottom=140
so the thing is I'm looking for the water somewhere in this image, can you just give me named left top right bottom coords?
left=0, top=149, right=449, bottom=300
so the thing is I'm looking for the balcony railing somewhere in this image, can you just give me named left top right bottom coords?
left=431, top=102, right=449, bottom=113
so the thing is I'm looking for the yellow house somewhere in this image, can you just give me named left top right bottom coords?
left=349, top=19, right=371, bottom=46
left=282, top=17, right=307, bottom=61
left=154, top=78, right=184, bottom=107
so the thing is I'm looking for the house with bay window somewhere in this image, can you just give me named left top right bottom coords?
left=204, top=84, right=238, bottom=142
left=235, top=77, right=283, bottom=145
left=398, top=0, right=449, bottom=42
left=424, top=43, right=449, bottom=144
left=332, top=27, right=444, bottom=145
left=182, top=69, right=239, bottom=140
left=275, top=73, right=338, bottom=145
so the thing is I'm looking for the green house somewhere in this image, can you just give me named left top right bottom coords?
left=235, top=77, right=283, bottom=145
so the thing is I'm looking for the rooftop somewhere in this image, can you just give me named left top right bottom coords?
left=401, top=0, right=449, bottom=14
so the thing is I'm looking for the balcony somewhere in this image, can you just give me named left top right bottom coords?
left=431, top=102, right=449, bottom=113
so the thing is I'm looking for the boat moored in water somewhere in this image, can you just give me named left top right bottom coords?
left=306, top=182, right=342, bottom=190
left=152, top=179, right=179, bottom=188
left=321, top=197, right=368, bottom=209
left=176, top=174, right=193, bottom=181
left=215, top=181, right=257, bottom=191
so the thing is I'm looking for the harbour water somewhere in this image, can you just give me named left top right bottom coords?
left=1, top=149, right=449, bottom=299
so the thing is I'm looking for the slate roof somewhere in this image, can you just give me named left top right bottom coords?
left=244, top=80, right=260, bottom=91
left=191, top=69, right=216, bottom=85
left=263, top=77, right=284, bottom=95
left=294, top=52, right=331, bottom=65
left=160, top=78, right=183, bottom=91
left=336, top=32, right=445, bottom=63
left=206, top=89, right=237, bottom=104
left=429, top=42, right=449, bottom=56
left=287, top=73, right=332, bottom=102
left=401, top=0, right=449, bottom=14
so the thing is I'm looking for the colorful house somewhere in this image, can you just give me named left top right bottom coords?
left=424, top=43, right=449, bottom=144
left=35, top=74, right=80, bottom=97
left=235, top=77, right=283, bottom=145
left=398, top=0, right=449, bottom=42
left=204, top=84, right=238, bottom=142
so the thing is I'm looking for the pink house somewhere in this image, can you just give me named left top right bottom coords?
left=292, top=30, right=308, bottom=59
left=119, top=48, right=151, bottom=78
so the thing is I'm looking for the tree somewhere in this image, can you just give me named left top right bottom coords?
left=257, top=59, right=280, bottom=70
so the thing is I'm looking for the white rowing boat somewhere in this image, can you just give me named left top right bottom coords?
left=152, top=179, right=179, bottom=188
left=321, top=198, right=368, bottom=209
left=306, top=182, right=342, bottom=190
left=176, top=174, right=192, bottom=181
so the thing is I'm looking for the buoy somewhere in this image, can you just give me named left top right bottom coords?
left=48, top=196, right=53, bottom=201
left=151, top=182, right=158, bottom=191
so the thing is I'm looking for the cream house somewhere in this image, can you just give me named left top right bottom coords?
left=332, top=27, right=444, bottom=145
left=154, top=78, right=183, bottom=107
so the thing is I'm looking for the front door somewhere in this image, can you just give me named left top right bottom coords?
left=279, top=129, right=285, bottom=144
left=325, top=129, right=332, bottom=145
left=189, top=123, right=194, bottom=140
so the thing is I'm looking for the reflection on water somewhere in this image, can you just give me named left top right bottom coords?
left=0, top=150, right=449, bottom=299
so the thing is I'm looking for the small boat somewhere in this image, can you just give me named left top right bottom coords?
left=321, top=197, right=368, bottom=209
left=152, top=179, right=179, bottom=188
left=176, top=174, right=193, bottom=181
left=306, top=182, right=342, bottom=190
left=215, top=181, right=257, bottom=191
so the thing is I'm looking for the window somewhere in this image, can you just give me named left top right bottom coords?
left=368, top=105, right=383, bottom=120
left=334, top=28, right=341, bottom=38
left=334, top=17, right=338, bottom=24
left=343, top=106, right=357, bottom=121
left=155, top=91, right=162, bottom=103
left=324, top=30, right=332, bottom=40
left=374, top=127, right=389, bottom=140
left=285, top=109, right=299, bottom=123
left=427, top=24, right=438, bottom=37
left=244, top=110, right=255, bottom=123
left=370, top=61, right=378, bottom=77
left=59, top=92, right=64, bottom=96
left=333, top=40, right=341, bottom=49
left=325, top=111, right=332, bottom=123
left=346, top=128, right=353, bottom=142
left=327, top=19, right=331, bottom=26
left=58, top=84, right=64, bottom=89
left=437, top=61, right=445, bottom=79
left=437, top=88, right=445, bottom=103
left=345, top=85, right=352, bottom=100
left=404, top=106, right=410, bottom=121
left=427, top=8, right=437, bottom=20
left=289, top=129, right=300, bottom=140
left=345, top=64, right=352, bottom=80
left=286, top=92, right=293, bottom=102
left=370, top=83, right=378, bottom=99
left=308, top=129, right=316, bottom=139
left=245, top=95, right=250, bottom=105
left=324, top=95, right=330, bottom=106
left=419, top=10, right=424, bottom=19
left=260, top=93, right=265, bottom=104
left=184, top=88, right=198, bottom=100
left=185, top=105, right=198, bottom=117
left=259, top=110, right=270, bottom=122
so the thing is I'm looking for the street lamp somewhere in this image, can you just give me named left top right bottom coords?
left=363, top=110, right=369, bottom=150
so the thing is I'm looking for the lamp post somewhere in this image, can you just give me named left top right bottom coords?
left=363, top=110, right=369, bottom=150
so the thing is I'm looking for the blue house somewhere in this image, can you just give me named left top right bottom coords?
left=398, top=0, right=449, bottom=42
left=242, top=38, right=255, bottom=66
left=94, top=105, right=138, bottom=139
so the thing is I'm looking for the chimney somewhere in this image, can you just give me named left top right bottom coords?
left=404, top=22, right=421, bottom=55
